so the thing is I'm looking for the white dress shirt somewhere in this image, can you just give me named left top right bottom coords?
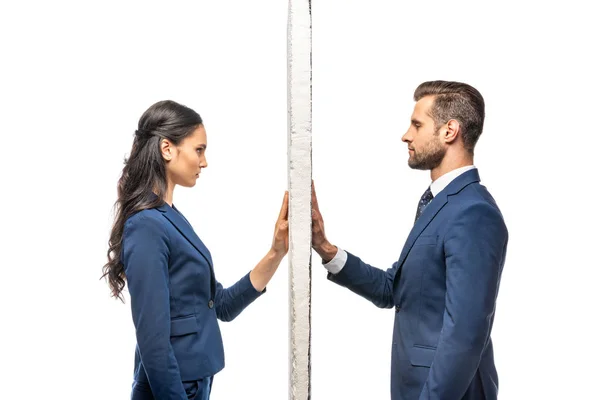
left=323, top=165, right=476, bottom=274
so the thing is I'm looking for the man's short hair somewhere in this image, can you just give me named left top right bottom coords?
left=414, top=81, right=485, bottom=153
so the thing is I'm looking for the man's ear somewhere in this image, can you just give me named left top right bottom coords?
left=443, top=119, right=460, bottom=144
left=160, top=139, right=173, bottom=161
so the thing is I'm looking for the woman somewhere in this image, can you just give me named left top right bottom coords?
left=102, top=100, right=289, bottom=400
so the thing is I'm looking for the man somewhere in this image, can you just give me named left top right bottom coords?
left=312, top=81, right=508, bottom=400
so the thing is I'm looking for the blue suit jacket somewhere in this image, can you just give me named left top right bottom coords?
left=329, top=169, right=508, bottom=400
left=122, top=202, right=264, bottom=399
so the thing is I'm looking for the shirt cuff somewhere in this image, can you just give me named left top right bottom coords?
left=322, top=247, right=347, bottom=275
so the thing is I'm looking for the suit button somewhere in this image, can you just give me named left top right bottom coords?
left=208, top=300, right=214, bottom=309
left=395, top=305, right=400, bottom=313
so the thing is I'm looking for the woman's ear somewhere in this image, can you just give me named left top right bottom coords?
left=160, top=139, right=173, bottom=161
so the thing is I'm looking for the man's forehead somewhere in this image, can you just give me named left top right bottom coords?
left=412, top=96, right=435, bottom=119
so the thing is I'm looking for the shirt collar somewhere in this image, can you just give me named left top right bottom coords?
left=430, top=165, right=476, bottom=197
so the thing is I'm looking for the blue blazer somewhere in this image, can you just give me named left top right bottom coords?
left=122, top=202, right=264, bottom=399
left=329, top=169, right=508, bottom=400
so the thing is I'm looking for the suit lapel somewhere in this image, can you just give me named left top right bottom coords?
left=157, top=203, right=214, bottom=267
left=395, top=169, right=481, bottom=273
left=395, top=191, right=448, bottom=271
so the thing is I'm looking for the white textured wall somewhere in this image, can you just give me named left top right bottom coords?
left=287, top=1, right=312, bottom=399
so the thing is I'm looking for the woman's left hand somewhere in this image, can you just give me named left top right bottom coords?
left=271, top=191, right=289, bottom=255
left=250, top=191, right=289, bottom=292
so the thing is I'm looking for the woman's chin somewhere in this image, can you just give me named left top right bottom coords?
left=179, top=180, right=197, bottom=188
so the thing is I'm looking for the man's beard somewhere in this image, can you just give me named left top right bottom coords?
left=408, top=138, right=446, bottom=170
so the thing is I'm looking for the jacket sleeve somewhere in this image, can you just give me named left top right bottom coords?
left=122, top=214, right=187, bottom=400
left=214, top=272, right=265, bottom=322
left=419, top=203, right=508, bottom=399
left=327, top=252, right=396, bottom=309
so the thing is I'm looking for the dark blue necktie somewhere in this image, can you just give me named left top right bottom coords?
left=414, top=187, right=434, bottom=223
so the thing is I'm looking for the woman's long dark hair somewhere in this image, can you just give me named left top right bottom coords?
left=102, top=100, right=203, bottom=301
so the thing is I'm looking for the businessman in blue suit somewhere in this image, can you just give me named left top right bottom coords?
left=312, top=81, right=508, bottom=399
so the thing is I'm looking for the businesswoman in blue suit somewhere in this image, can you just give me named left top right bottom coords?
left=102, top=100, right=289, bottom=400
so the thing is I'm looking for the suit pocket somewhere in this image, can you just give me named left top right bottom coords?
left=183, top=380, right=199, bottom=399
left=171, top=315, right=199, bottom=337
left=409, top=345, right=436, bottom=367
left=414, top=235, right=437, bottom=246
left=183, top=378, right=209, bottom=400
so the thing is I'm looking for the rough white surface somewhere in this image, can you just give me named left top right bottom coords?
left=287, top=0, right=312, bottom=399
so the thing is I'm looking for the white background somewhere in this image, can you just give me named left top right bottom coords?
left=1, top=1, right=598, bottom=399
